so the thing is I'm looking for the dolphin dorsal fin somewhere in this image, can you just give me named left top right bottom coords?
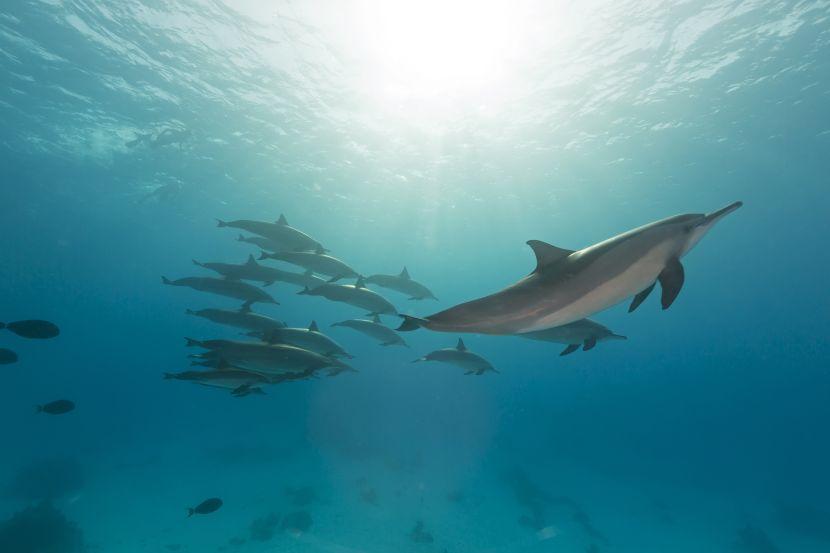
left=277, top=214, right=288, bottom=225
left=355, top=276, right=366, bottom=288
left=372, top=314, right=381, bottom=324
left=246, top=254, right=258, bottom=266
left=308, top=320, right=319, bottom=332
left=527, top=240, right=573, bottom=272
left=399, top=266, right=410, bottom=279
left=456, top=338, right=467, bottom=351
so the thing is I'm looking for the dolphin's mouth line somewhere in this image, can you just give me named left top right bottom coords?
left=701, top=201, right=743, bottom=226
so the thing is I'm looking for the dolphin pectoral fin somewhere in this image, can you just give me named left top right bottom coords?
left=658, top=257, right=685, bottom=310
left=628, top=282, right=656, bottom=312
left=559, top=344, right=580, bottom=356
left=583, top=337, right=597, bottom=351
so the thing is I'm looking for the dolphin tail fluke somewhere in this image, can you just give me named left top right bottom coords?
left=187, top=508, right=195, bottom=517
left=397, top=314, right=429, bottom=332
left=583, top=337, right=597, bottom=351
left=236, top=234, right=246, bottom=242
left=216, top=219, right=227, bottom=228
left=184, top=337, right=202, bottom=348
left=298, top=286, right=311, bottom=295
left=560, top=344, right=580, bottom=356
left=192, top=259, right=203, bottom=267
left=0, top=322, right=5, bottom=330
left=185, top=309, right=195, bottom=315
left=161, top=276, right=173, bottom=285
left=163, top=373, right=175, bottom=380
left=628, top=282, right=655, bottom=312
left=258, top=251, right=269, bottom=260
left=658, top=257, right=685, bottom=310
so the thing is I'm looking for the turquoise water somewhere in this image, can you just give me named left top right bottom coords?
left=1, top=1, right=829, bottom=551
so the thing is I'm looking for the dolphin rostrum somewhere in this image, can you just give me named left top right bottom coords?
left=398, top=202, right=742, bottom=335
left=519, top=319, right=626, bottom=356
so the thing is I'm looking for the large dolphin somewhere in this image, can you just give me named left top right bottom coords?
left=519, top=319, right=626, bottom=356
left=217, top=214, right=325, bottom=252
left=365, top=267, right=438, bottom=300
left=162, top=275, right=278, bottom=307
left=185, top=306, right=287, bottom=333
left=247, top=321, right=352, bottom=359
left=194, top=254, right=324, bottom=288
left=398, top=202, right=742, bottom=335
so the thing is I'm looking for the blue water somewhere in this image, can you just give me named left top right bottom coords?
left=2, top=1, right=829, bottom=551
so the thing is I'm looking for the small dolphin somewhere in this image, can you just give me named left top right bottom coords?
left=217, top=214, right=325, bottom=252
left=248, top=321, right=352, bottom=358
left=164, top=369, right=269, bottom=391
left=237, top=233, right=285, bottom=252
left=186, top=306, right=287, bottom=333
left=162, top=276, right=277, bottom=307
left=413, top=338, right=498, bottom=375
left=260, top=250, right=359, bottom=282
left=331, top=314, right=408, bottom=347
left=365, top=267, right=437, bottom=300
left=194, top=254, right=317, bottom=287
left=399, top=202, right=742, bottom=335
left=299, top=277, right=397, bottom=316
left=519, top=319, right=626, bottom=355
left=184, top=338, right=354, bottom=377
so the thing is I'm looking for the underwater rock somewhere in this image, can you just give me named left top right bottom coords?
left=734, top=524, right=779, bottom=553
left=0, top=500, right=84, bottom=553
left=187, top=497, right=222, bottom=517
left=281, top=511, right=312, bottom=535
left=249, top=512, right=280, bottom=542
left=37, top=400, right=75, bottom=415
left=6, top=456, right=85, bottom=501
left=0, top=320, right=60, bottom=339
left=0, top=348, right=18, bottom=364
left=410, top=520, right=434, bottom=544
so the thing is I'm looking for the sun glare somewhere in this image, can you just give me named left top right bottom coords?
left=357, top=0, right=531, bottom=117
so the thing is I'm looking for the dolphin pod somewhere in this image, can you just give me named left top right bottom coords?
left=398, top=202, right=742, bottom=335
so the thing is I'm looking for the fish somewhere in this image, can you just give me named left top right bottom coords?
left=331, top=314, right=408, bottom=347
left=0, top=348, right=18, bottom=364
left=248, top=321, right=351, bottom=358
left=217, top=214, right=325, bottom=252
left=37, top=400, right=75, bottom=415
left=185, top=338, right=354, bottom=376
left=185, top=306, right=287, bottom=333
left=298, top=277, right=397, bottom=316
left=518, top=318, right=626, bottom=355
left=1, top=320, right=60, bottom=339
left=259, top=250, right=359, bottom=281
left=162, top=276, right=278, bottom=307
left=413, top=338, right=498, bottom=375
left=398, top=202, right=742, bottom=335
left=365, top=267, right=437, bottom=300
left=187, top=497, right=223, bottom=517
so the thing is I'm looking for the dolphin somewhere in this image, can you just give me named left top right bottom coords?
left=298, top=277, right=398, bottom=316
left=247, top=320, right=352, bottom=359
left=260, top=250, right=359, bottom=282
left=398, top=202, right=742, bottom=335
left=365, top=267, right=438, bottom=300
left=217, top=214, right=326, bottom=252
left=162, top=275, right=278, bottom=307
left=519, top=319, right=626, bottom=356
left=237, top=234, right=286, bottom=252
left=185, top=306, right=287, bottom=333
left=184, top=338, right=353, bottom=376
left=194, top=254, right=322, bottom=287
left=331, top=314, right=409, bottom=347
left=413, top=338, right=498, bottom=375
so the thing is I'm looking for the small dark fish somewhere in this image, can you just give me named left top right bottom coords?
left=188, top=497, right=223, bottom=516
left=1, top=319, right=60, bottom=339
left=0, top=348, right=18, bottom=364
left=37, top=400, right=75, bottom=415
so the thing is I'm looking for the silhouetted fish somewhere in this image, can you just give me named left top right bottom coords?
left=188, top=497, right=223, bottom=517
left=37, top=400, right=75, bottom=415
left=1, top=320, right=60, bottom=339
left=0, top=348, right=18, bottom=364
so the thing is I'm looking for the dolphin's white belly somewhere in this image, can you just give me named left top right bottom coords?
left=524, top=239, right=676, bottom=332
